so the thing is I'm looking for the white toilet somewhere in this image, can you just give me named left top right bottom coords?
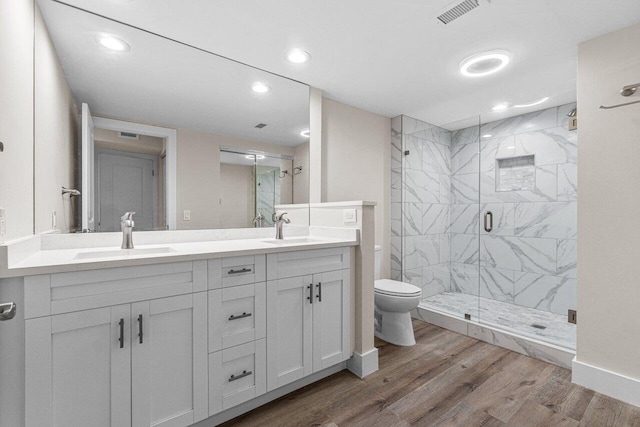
left=374, top=245, right=422, bottom=346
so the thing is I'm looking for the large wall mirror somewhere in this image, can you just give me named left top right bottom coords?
left=35, top=0, right=310, bottom=233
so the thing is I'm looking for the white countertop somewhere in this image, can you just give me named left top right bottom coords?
left=0, top=226, right=359, bottom=278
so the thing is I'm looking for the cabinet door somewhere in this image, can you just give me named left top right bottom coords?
left=266, top=275, right=313, bottom=391
left=312, top=270, right=351, bottom=372
left=25, top=305, right=131, bottom=427
left=131, top=293, right=208, bottom=427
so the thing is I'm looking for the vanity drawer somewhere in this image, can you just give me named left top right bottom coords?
left=266, top=247, right=350, bottom=280
left=24, top=261, right=207, bottom=318
left=208, top=283, right=266, bottom=352
left=209, top=339, right=266, bottom=415
left=208, top=255, right=266, bottom=289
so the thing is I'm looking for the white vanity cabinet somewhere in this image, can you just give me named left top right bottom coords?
left=24, top=261, right=208, bottom=427
left=266, top=248, right=351, bottom=391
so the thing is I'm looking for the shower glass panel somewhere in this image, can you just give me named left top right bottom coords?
left=394, top=115, right=481, bottom=322
left=477, top=101, right=577, bottom=350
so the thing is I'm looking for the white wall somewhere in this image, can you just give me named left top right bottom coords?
left=576, top=22, right=640, bottom=382
left=34, top=5, right=79, bottom=234
left=293, top=142, right=309, bottom=203
left=0, top=0, right=34, bottom=242
left=321, top=98, right=391, bottom=279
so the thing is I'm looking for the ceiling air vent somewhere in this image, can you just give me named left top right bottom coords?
left=254, top=123, right=267, bottom=129
left=118, top=131, right=139, bottom=140
left=437, top=0, right=480, bottom=24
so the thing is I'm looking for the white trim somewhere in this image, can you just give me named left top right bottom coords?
left=572, top=357, right=640, bottom=407
left=309, top=201, right=377, bottom=208
left=346, top=348, right=379, bottom=378
left=92, top=117, right=177, bottom=230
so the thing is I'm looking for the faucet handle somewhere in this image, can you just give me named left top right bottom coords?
left=276, top=212, right=290, bottom=223
left=121, top=212, right=136, bottom=227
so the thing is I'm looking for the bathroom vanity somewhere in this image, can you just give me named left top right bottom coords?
left=0, top=228, right=357, bottom=427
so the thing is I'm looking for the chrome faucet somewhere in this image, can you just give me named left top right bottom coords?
left=253, top=212, right=265, bottom=228
left=274, top=212, right=290, bottom=240
left=121, top=212, right=135, bottom=249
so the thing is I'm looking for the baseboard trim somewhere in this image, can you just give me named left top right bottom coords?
left=193, top=362, right=347, bottom=426
left=347, top=348, right=379, bottom=378
left=572, top=357, right=640, bottom=407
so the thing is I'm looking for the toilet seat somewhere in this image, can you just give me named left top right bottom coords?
left=374, top=279, right=421, bottom=298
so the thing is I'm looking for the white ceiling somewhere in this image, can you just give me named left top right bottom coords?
left=38, top=0, right=310, bottom=146
left=46, top=0, right=640, bottom=129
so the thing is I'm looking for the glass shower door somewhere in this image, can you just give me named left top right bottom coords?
left=477, top=104, right=578, bottom=350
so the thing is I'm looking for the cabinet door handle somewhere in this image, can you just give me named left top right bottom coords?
left=316, top=282, right=322, bottom=302
left=228, top=370, right=252, bottom=382
left=228, top=267, right=252, bottom=275
left=118, top=318, right=124, bottom=349
left=307, top=284, right=313, bottom=304
left=138, top=314, right=143, bottom=344
left=228, top=312, right=252, bottom=321
left=484, top=211, right=493, bottom=233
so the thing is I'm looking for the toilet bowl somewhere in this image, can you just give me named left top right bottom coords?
left=373, top=246, right=421, bottom=346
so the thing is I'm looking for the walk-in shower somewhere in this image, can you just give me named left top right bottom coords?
left=392, top=102, right=577, bottom=357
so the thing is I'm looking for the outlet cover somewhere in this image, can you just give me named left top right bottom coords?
left=183, top=210, right=191, bottom=221
left=343, top=209, right=356, bottom=224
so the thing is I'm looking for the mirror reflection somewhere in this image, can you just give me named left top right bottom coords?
left=35, top=0, right=310, bottom=233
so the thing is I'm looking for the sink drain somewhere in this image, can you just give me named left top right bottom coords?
left=531, top=324, right=547, bottom=330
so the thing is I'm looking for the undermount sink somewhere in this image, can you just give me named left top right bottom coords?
left=74, top=247, right=176, bottom=260
left=262, top=237, right=323, bottom=245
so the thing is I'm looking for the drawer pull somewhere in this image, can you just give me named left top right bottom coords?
left=228, top=312, right=252, bottom=321
left=228, top=267, right=252, bottom=275
left=229, top=370, right=252, bottom=382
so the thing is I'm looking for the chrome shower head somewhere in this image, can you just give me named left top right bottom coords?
left=566, top=107, right=577, bottom=117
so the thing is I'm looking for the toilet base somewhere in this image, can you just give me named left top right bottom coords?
left=374, top=308, right=416, bottom=346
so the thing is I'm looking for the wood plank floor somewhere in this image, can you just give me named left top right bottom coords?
left=222, top=320, right=640, bottom=426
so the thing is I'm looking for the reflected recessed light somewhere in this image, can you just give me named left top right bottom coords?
left=514, top=97, right=550, bottom=108
left=251, top=82, right=271, bottom=93
left=482, top=134, right=493, bottom=138
left=460, top=49, right=510, bottom=77
left=491, top=103, right=509, bottom=112
left=97, top=35, right=130, bottom=52
left=287, top=49, right=311, bottom=64
left=245, top=154, right=265, bottom=160
left=300, top=129, right=310, bottom=137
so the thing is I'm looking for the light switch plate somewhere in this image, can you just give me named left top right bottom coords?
left=183, top=210, right=191, bottom=221
left=343, top=208, right=356, bottom=224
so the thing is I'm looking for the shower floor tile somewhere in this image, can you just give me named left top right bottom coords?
left=420, top=292, right=576, bottom=350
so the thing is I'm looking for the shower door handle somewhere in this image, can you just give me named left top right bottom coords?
left=484, top=211, right=493, bottom=233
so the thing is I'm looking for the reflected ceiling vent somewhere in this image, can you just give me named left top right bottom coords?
left=254, top=123, right=267, bottom=129
left=118, top=131, right=139, bottom=140
left=437, top=0, right=480, bottom=24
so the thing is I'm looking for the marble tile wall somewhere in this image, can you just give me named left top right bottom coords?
left=393, top=103, right=577, bottom=318
left=450, top=103, right=577, bottom=316
left=391, top=115, right=452, bottom=298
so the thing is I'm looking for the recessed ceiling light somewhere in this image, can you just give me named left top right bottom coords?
left=460, top=49, right=510, bottom=77
left=286, top=49, right=311, bottom=64
left=300, top=129, right=310, bottom=137
left=482, top=134, right=493, bottom=138
left=514, top=97, right=550, bottom=108
left=97, top=35, right=130, bottom=52
left=491, top=103, right=509, bottom=112
left=251, top=82, right=271, bottom=94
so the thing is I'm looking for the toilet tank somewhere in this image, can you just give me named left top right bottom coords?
left=374, top=245, right=382, bottom=280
